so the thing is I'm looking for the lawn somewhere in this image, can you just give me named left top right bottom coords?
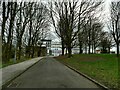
left=55, top=54, right=119, bottom=89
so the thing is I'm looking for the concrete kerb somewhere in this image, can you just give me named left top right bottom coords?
left=56, top=59, right=110, bottom=90
left=2, top=57, right=43, bottom=89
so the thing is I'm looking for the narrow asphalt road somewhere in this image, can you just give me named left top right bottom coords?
left=5, top=57, right=103, bottom=89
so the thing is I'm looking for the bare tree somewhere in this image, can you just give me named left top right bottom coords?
left=50, top=0, right=79, bottom=57
left=2, top=2, right=11, bottom=43
left=99, top=31, right=113, bottom=53
left=49, top=1, right=66, bottom=56
left=109, top=1, right=120, bottom=57
left=1, top=1, right=50, bottom=63
left=15, top=2, right=29, bottom=60
left=2, top=2, right=17, bottom=63
left=23, top=3, right=49, bottom=58
left=2, top=2, right=11, bottom=63
left=50, top=0, right=103, bottom=57
left=77, top=0, right=103, bottom=54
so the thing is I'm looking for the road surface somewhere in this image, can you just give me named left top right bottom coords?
left=5, top=57, right=103, bottom=89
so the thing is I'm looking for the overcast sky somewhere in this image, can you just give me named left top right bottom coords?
left=1, top=0, right=117, bottom=51
left=48, top=0, right=112, bottom=42
left=46, top=0, right=117, bottom=52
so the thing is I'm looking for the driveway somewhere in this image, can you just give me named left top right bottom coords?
left=5, top=57, right=103, bottom=89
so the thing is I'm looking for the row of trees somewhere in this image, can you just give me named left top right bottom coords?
left=1, top=0, right=120, bottom=63
left=109, top=1, right=120, bottom=57
left=49, top=0, right=115, bottom=57
left=1, top=2, right=49, bottom=63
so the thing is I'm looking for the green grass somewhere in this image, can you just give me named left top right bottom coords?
left=1, top=57, right=32, bottom=68
left=55, top=54, right=118, bottom=89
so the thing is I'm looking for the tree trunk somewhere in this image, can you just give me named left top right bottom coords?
left=88, top=43, right=91, bottom=54
left=2, top=44, right=9, bottom=63
left=65, top=48, right=67, bottom=55
left=17, top=37, right=22, bottom=60
left=79, top=41, right=83, bottom=54
left=61, top=39, right=65, bottom=55
left=92, top=44, right=94, bottom=54
left=28, top=20, right=32, bottom=57
left=18, top=43, right=22, bottom=60
left=38, top=47, right=41, bottom=56
left=88, top=30, right=91, bottom=54
left=6, top=2, right=17, bottom=62
left=108, top=47, right=110, bottom=54
left=117, top=43, right=119, bottom=57
left=67, top=45, right=72, bottom=57
left=85, top=43, right=87, bottom=54
left=31, top=46, right=34, bottom=58
left=94, top=43, right=96, bottom=54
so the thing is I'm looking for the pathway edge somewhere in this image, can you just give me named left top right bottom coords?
left=56, top=59, right=111, bottom=90
left=2, top=57, right=43, bottom=89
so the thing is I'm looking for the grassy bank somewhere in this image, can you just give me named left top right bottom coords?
left=1, top=57, right=32, bottom=68
left=55, top=54, right=118, bottom=89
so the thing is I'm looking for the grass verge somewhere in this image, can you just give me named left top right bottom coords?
left=1, top=57, right=32, bottom=68
left=55, top=54, right=118, bottom=89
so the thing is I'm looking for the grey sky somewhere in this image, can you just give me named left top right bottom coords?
left=0, top=0, right=117, bottom=51
left=49, top=0, right=112, bottom=42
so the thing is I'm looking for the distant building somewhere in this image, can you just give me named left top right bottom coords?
left=95, top=50, right=101, bottom=54
left=95, top=49, right=116, bottom=54
left=51, top=42, right=62, bottom=56
left=50, top=41, right=118, bottom=55
left=41, top=39, right=51, bottom=55
left=72, top=48, right=79, bottom=54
